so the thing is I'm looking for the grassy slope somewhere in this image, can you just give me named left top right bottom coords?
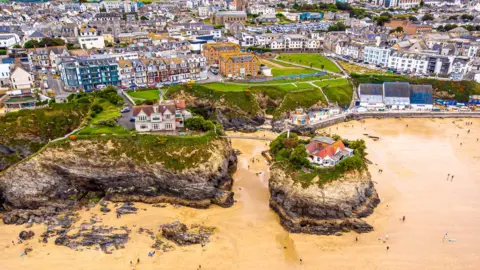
left=277, top=54, right=341, bottom=73
left=0, top=103, right=89, bottom=170
left=127, top=89, right=160, bottom=102
left=54, top=132, right=220, bottom=171
left=91, top=99, right=121, bottom=124
left=351, top=73, right=480, bottom=102
left=276, top=88, right=327, bottom=117
left=314, top=78, right=353, bottom=107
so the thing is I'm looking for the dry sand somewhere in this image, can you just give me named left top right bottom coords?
left=1, top=119, right=480, bottom=269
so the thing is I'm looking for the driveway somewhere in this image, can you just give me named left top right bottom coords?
left=46, top=70, right=65, bottom=96
left=117, top=90, right=135, bottom=130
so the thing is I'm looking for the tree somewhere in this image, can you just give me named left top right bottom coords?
left=140, top=15, right=149, bottom=20
left=289, top=144, right=309, bottom=168
left=328, top=22, right=346, bottom=32
left=461, top=14, right=474, bottom=21
left=13, top=44, right=22, bottom=49
left=448, top=15, right=458, bottom=20
left=99, top=7, right=106, bottom=12
left=408, top=15, right=418, bottom=21
left=420, top=0, right=424, bottom=6
left=422, top=14, right=434, bottom=21
left=24, top=40, right=40, bottom=49
left=391, top=26, right=404, bottom=33
left=375, top=15, right=391, bottom=26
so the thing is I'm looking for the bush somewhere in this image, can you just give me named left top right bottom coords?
left=185, top=116, right=220, bottom=132
left=97, top=119, right=117, bottom=127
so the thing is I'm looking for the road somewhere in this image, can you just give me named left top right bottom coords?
left=46, top=70, right=65, bottom=96
left=117, top=90, right=135, bottom=130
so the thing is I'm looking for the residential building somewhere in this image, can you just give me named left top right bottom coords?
left=385, top=20, right=432, bottom=35
left=27, top=46, right=69, bottom=70
left=218, top=52, right=259, bottom=77
left=358, top=82, right=432, bottom=110
left=306, top=137, right=353, bottom=167
left=299, top=12, right=323, bottom=21
left=2, top=89, right=35, bottom=110
left=247, top=5, right=275, bottom=15
left=203, top=42, right=240, bottom=65
left=10, top=67, right=33, bottom=90
left=362, top=46, right=391, bottom=66
left=78, top=27, right=105, bottom=49
left=387, top=52, right=429, bottom=74
left=132, top=100, right=192, bottom=132
left=0, top=33, right=20, bottom=48
left=211, top=11, right=247, bottom=25
left=0, top=64, right=10, bottom=88
left=59, top=55, right=120, bottom=92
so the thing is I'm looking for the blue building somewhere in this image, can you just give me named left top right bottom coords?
left=410, top=85, right=433, bottom=109
left=60, top=55, right=120, bottom=92
left=299, top=12, right=323, bottom=21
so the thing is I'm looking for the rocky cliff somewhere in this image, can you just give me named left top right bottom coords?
left=0, top=134, right=237, bottom=224
left=269, top=166, right=380, bottom=235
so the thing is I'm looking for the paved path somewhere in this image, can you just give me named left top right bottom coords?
left=221, top=136, right=273, bottom=141
left=308, top=82, right=330, bottom=105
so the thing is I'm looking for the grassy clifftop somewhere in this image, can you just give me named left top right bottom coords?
left=51, top=131, right=224, bottom=171
left=0, top=103, right=89, bottom=171
left=166, top=83, right=327, bottom=118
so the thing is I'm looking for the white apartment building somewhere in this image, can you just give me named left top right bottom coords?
left=387, top=52, right=428, bottom=74
left=78, top=35, right=105, bottom=49
left=0, top=34, right=20, bottom=48
left=198, top=6, right=210, bottom=17
left=335, top=43, right=361, bottom=59
left=0, top=64, right=10, bottom=88
left=282, top=12, right=300, bottom=21
left=363, top=46, right=391, bottom=66
left=248, top=5, right=275, bottom=15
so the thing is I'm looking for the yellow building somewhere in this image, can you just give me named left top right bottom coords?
left=202, top=42, right=240, bottom=65
left=218, top=52, right=259, bottom=78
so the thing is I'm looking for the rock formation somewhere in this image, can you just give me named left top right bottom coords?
left=269, top=166, right=380, bottom=235
left=0, top=135, right=237, bottom=224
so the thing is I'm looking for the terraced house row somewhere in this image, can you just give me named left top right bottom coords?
left=118, top=54, right=207, bottom=88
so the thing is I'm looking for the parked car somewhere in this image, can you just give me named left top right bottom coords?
left=129, top=117, right=136, bottom=122
left=121, top=107, right=131, bottom=113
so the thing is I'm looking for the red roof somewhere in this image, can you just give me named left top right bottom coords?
left=307, top=140, right=346, bottom=159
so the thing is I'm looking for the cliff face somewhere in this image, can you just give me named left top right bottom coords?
left=0, top=136, right=237, bottom=224
left=169, top=90, right=265, bottom=132
left=269, top=166, right=380, bottom=235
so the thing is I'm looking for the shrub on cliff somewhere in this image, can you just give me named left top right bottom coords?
left=185, top=117, right=223, bottom=134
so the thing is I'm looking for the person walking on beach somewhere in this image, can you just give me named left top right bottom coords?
left=451, top=175, right=454, bottom=181
left=447, top=173, right=450, bottom=180
left=443, top=232, right=448, bottom=242
left=402, top=216, right=405, bottom=222
left=386, top=246, right=390, bottom=252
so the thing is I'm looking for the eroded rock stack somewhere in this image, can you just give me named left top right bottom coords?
left=269, top=167, right=380, bottom=235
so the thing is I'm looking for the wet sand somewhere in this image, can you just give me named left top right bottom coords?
left=1, top=120, right=480, bottom=269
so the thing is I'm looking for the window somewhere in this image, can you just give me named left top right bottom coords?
left=165, top=123, right=173, bottom=129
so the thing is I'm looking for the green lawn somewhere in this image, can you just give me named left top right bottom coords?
left=201, top=83, right=247, bottom=92
left=314, top=79, right=353, bottom=107
left=269, top=59, right=297, bottom=68
left=127, top=89, right=160, bottom=102
left=277, top=54, right=341, bottom=73
left=91, top=99, right=121, bottom=124
left=271, top=67, right=317, bottom=77
left=78, top=125, right=130, bottom=135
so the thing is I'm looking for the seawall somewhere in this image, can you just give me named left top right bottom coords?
left=307, top=112, right=480, bottom=130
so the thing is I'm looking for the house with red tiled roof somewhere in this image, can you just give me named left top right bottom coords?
left=306, top=136, right=353, bottom=167
left=132, top=99, right=192, bottom=132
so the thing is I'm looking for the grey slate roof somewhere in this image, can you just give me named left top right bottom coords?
left=311, top=137, right=335, bottom=145
left=384, top=82, right=410, bottom=98
left=359, top=83, right=383, bottom=96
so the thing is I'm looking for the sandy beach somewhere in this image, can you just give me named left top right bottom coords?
left=1, top=119, right=480, bottom=269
